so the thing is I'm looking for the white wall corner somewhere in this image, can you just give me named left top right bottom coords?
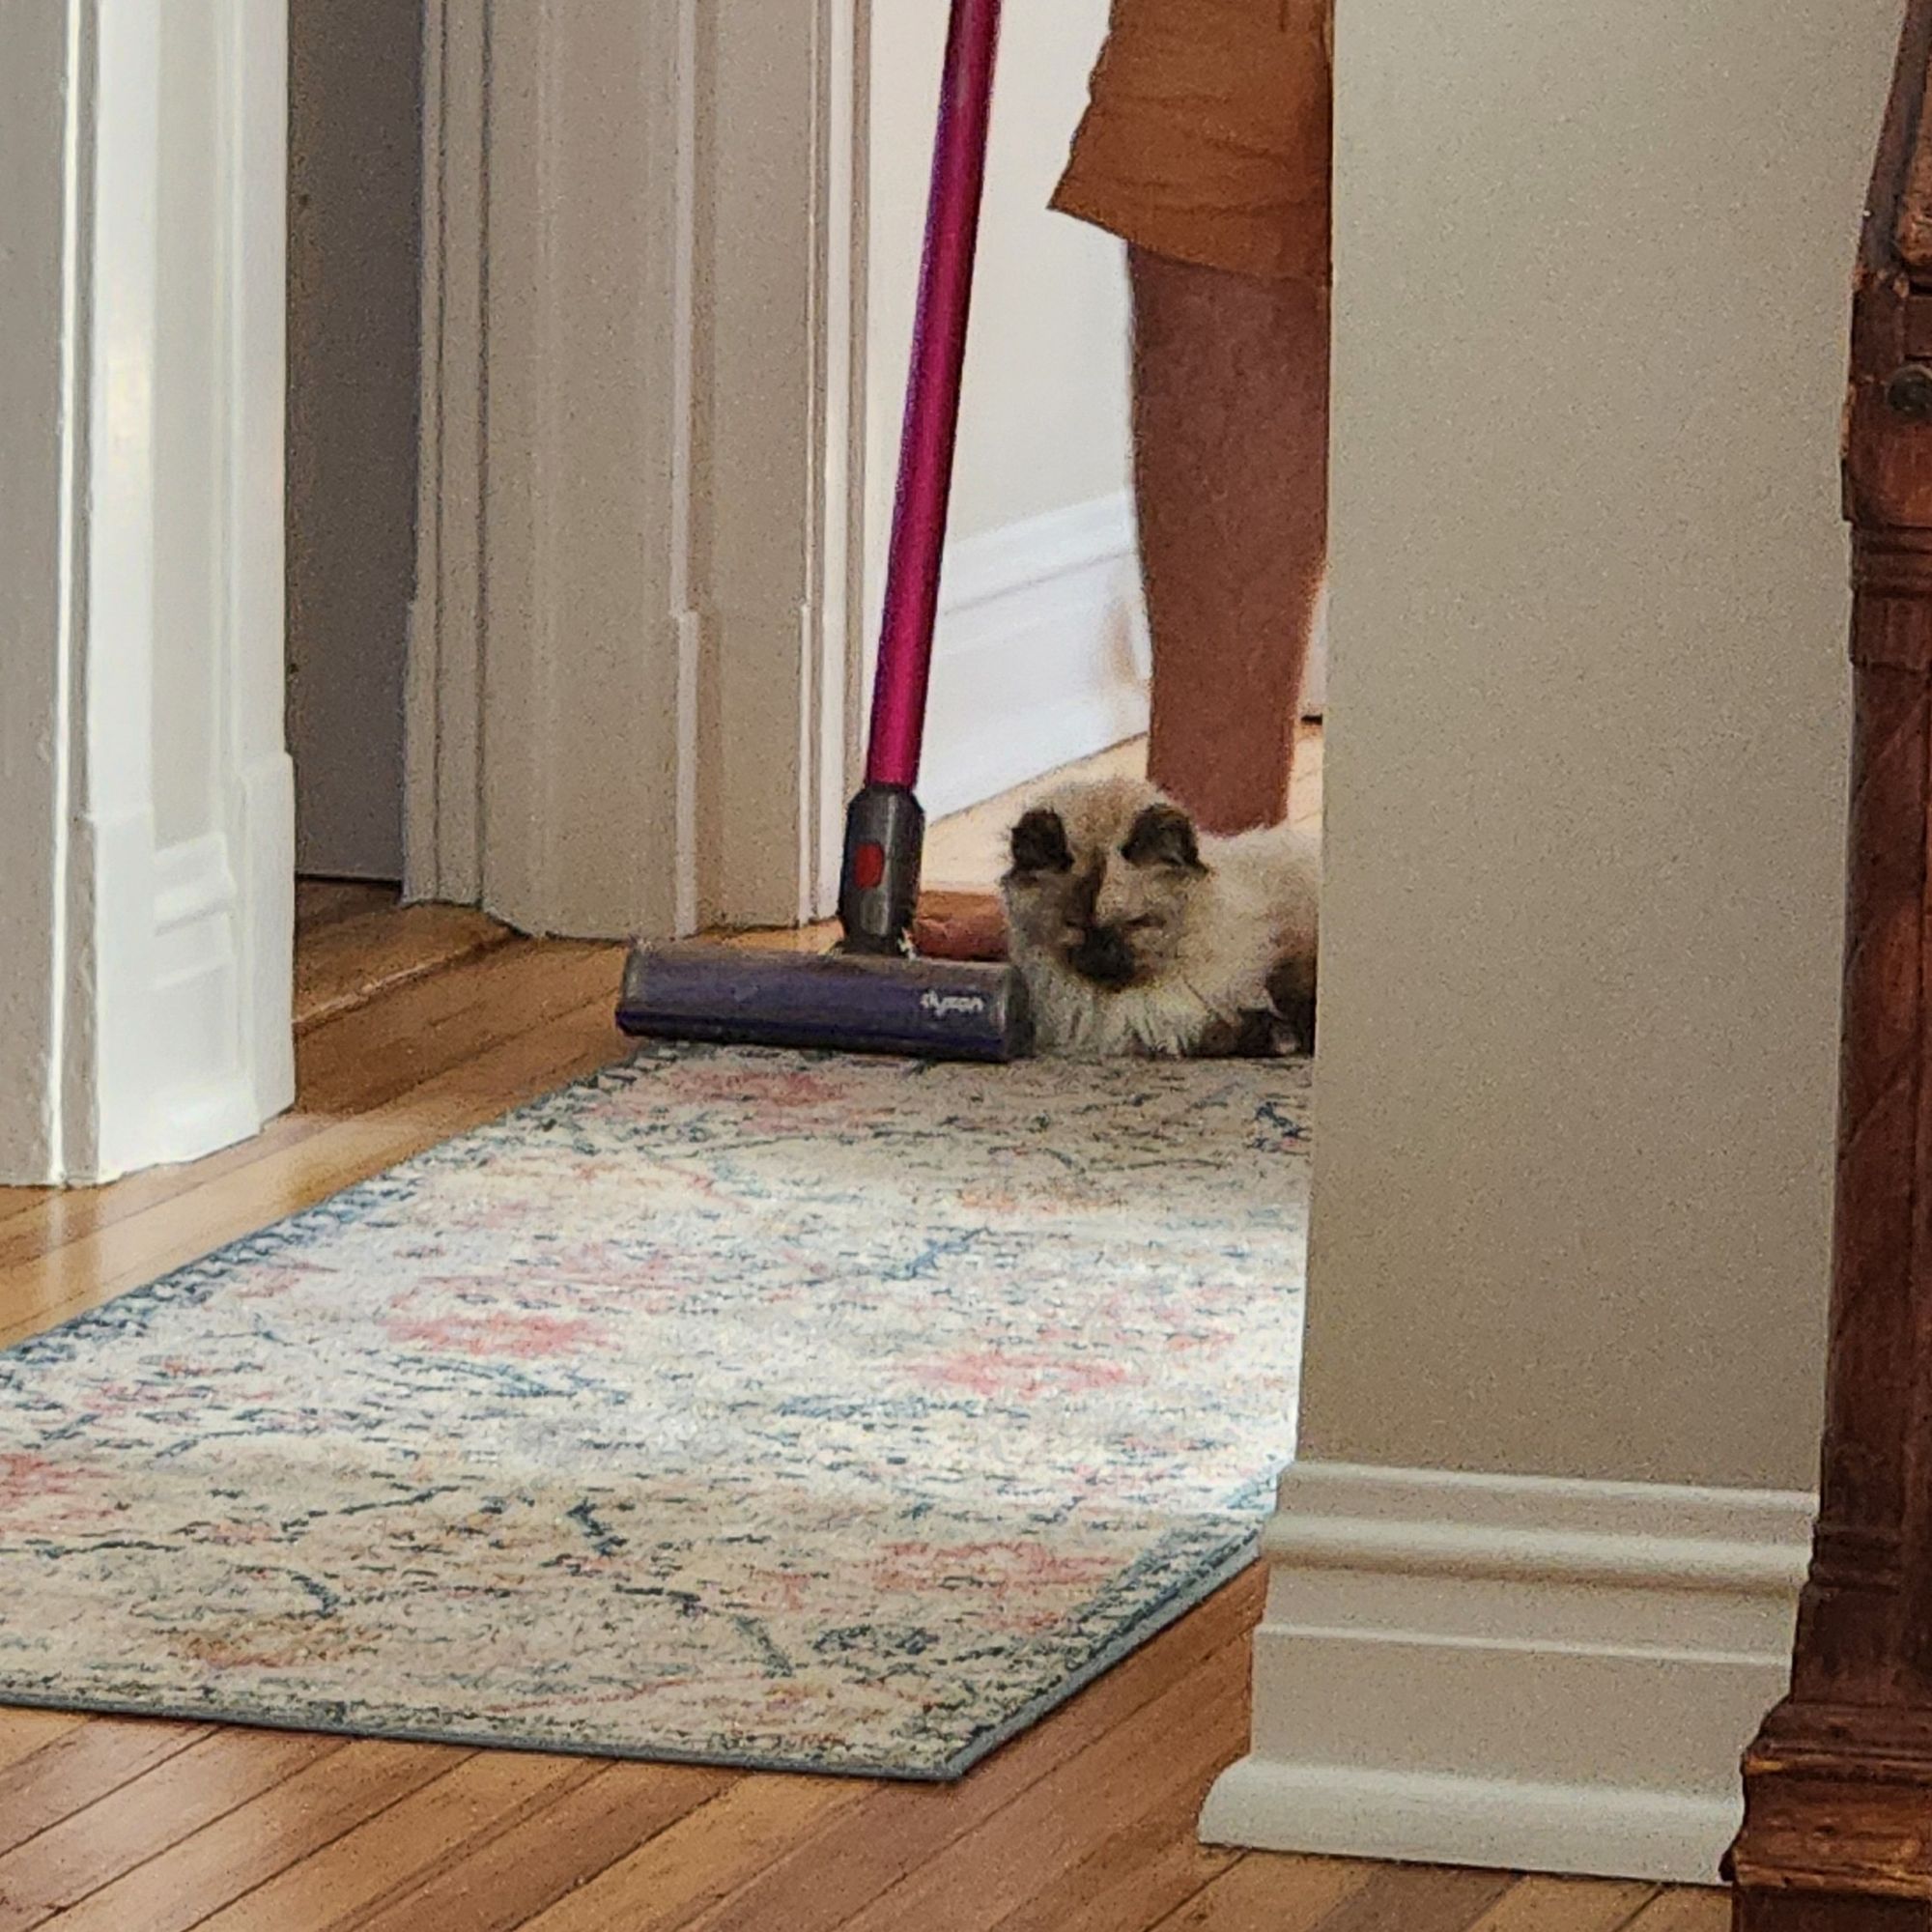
left=919, top=492, right=1150, bottom=821
left=1199, top=1462, right=1810, bottom=1887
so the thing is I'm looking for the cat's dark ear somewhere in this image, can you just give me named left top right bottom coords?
left=1122, top=803, right=1205, bottom=872
left=1009, top=807, right=1073, bottom=875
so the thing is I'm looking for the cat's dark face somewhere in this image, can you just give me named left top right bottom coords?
left=1000, top=779, right=1208, bottom=991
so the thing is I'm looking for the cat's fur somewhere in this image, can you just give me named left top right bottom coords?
left=1001, top=774, right=1320, bottom=1059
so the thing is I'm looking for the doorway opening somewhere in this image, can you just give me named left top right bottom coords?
left=286, top=0, right=508, bottom=1031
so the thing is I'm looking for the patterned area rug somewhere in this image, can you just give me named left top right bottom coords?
left=0, top=1046, right=1307, bottom=1779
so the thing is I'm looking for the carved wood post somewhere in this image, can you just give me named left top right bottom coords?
left=1728, top=4, right=1932, bottom=1924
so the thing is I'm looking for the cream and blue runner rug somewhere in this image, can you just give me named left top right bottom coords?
left=0, top=1046, right=1306, bottom=1779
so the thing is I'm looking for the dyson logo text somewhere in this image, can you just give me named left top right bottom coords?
left=920, top=989, right=988, bottom=1019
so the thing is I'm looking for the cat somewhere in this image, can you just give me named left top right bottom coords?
left=1000, top=774, right=1320, bottom=1059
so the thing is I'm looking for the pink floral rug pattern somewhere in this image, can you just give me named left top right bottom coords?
left=0, top=1046, right=1307, bottom=1777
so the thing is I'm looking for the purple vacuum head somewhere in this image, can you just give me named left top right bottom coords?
left=618, top=942, right=1031, bottom=1063
left=610, top=0, right=1017, bottom=1064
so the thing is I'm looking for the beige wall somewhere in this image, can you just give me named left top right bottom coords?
left=865, top=0, right=1128, bottom=556
left=1304, top=0, right=1898, bottom=1491
left=862, top=3, right=1143, bottom=814
left=286, top=0, right=422, bottom=878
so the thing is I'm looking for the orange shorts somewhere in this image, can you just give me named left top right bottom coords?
left=1051, top=0, right=1332, bottom=285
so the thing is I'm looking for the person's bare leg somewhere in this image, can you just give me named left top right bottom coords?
left=1132, top=246, right=1328, bottom=836
left=911, top=247, right=1327, bottom=958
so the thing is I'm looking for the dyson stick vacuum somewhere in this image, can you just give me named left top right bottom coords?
left=618, top=0, right=1030, bottom=1061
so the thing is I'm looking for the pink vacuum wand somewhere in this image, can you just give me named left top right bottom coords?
left=839, top=0, right=1002, bottom=953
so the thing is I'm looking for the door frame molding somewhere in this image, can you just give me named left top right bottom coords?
left=0, top=0, right=867, bottom=1182
left=409, top=0, right=869, bottom=937
left=0, top=0, right=293, bottom=1186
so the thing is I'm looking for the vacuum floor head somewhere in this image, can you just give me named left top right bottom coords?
left=617, top=941, right=1031, bottom=1063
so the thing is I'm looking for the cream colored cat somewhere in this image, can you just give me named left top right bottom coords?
left=1001, top=774, right=1320, bottom=1059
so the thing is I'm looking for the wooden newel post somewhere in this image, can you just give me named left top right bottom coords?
left=1728, top=5, right=1932, bottom=1925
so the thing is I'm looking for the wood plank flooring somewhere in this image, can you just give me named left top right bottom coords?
left=0, top=738, right=1725, bottom=1928
left=295, top=879, right=514, bottom=1033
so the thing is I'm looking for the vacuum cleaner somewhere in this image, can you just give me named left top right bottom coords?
left=617, top=0, right=1029, bottom=1063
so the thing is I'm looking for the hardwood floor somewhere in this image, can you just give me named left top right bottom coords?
left=294, top=880, right=513, bottom=1032
left=0, top=739, right=1723, bottom=1928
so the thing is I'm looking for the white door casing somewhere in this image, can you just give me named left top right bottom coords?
left=410, top=0, right=869, bottom=939
left=1, top=0, right=868, bottom=1184
left=0, top=0, right=293, bottom=1188
left=0, top=0, right=73, bottom=1186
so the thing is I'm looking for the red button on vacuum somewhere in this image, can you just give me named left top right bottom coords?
left=853, top=841, right=886, bottom=890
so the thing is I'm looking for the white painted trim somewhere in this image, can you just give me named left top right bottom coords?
left=0, top=0, right=292, bottom=1185
left=0, top=0, right=80, bottom=1181
left=405, top=0, right=485, bottom=907
left=223, top=0, right=297, bottom=1138
left=144, top=834, right=256, bottom=1167
left=1199, top=1462, right=1812, bottom=1887
left=70, top=0, right=165, bottom=1183
left=410, top=0, right=867, bottom=938
left=808, top=0, right=869, bottom=923
left=1204, top=1762, right=1747, bottom=1889
left=919, top=493, right=1150, bottom=821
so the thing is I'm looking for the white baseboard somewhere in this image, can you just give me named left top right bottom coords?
left=72, top=769, right=292, bottom=1184
left=920, top=493, right=1149, bottom=821
left=143, top=832, right=260, bottom=1174
left=1199, top=1462, right=1812, bottom=1886
left=236, top=750, right=297, bottom=1126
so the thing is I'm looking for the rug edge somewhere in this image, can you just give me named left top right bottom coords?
left=0, top=1680, right=958, bottom=1783
left=0, top=1530, right=1266, bottom=1786
left=930, top=1530, right=1263, bottom=1780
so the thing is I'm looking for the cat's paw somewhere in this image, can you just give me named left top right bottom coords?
left=1197, top=1009, right=1303, bottom=1059
left=1265, top=957, right=1317, bottom=1056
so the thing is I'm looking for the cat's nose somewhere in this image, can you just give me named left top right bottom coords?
left=1070, top=924, right=1136, bottom=989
